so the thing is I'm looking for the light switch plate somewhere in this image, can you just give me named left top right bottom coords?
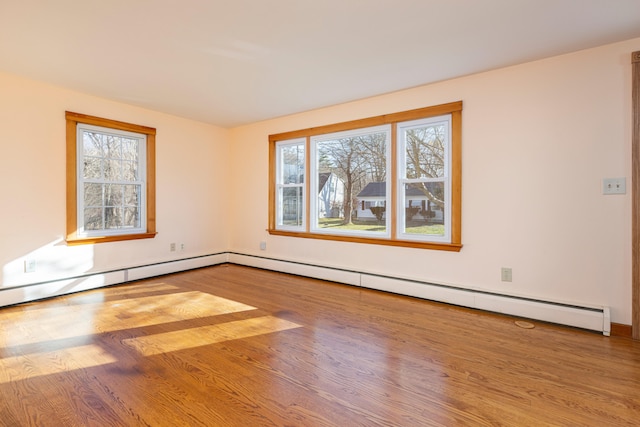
left=603, top=178, right=626, bottom=195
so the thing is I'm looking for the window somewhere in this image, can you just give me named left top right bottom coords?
left=311, top=125, right=391, bottom=238
left=275, top=138, right=305, bottom=230
left=397, top=115, right=451, bottom=243
left=269, top=101, right=462, bottom=251
left=66, top=112, right=157, bottom=244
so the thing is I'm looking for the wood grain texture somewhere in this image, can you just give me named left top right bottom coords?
left=611, top=322, right=633, bottom=338
left=1, top=264, right=639, bottom=426
left=633, top=51, right=640, bottom=340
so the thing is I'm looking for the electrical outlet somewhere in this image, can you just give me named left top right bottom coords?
left=501, top=267, right=512, bottom=282
left=24, top=259, right=36, bottom=273
left=180, top=243, right=185, bottom=252
left=170, top=243, right=176, bottom=252
left=260, top=241, right=267, bottom=250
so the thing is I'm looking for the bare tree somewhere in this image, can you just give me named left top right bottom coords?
left=318, top=131, right=387, bottom=224
left=82, top=132, right=140, bottom=230
left=404, top=124, right=445, bottom=208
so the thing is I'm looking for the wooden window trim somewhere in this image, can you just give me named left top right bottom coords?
left=268, top=101, right=463, bottom=252
left=65, top=111, right=157, bottom=245
left=632, top=51, right=640, bottom=339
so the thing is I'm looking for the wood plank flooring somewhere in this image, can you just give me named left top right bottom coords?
left=0, top=264, right=639, bottom=426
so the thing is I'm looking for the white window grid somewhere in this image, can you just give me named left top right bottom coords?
left=76, top=123, right=147, bottom=237
left=396, top=115, right=452, bottom=243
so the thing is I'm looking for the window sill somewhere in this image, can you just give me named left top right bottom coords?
left=66, top=232, right=158, bottom=246
left=267, top=229, right=462, bottom=252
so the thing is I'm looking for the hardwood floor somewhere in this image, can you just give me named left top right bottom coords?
left=0, top=264, right=639, bottom=426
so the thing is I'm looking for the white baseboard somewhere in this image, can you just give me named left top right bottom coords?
left=0, top=253, right=229, bottom=308
left=230, top=253, right=611, bottom=336
left=229, top=253, right=360, bottom=286
left=0, top=251, right=611, bottom=336
left=127, top=254, right=229, bottom=281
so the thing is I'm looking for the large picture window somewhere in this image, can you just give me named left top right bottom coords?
left=311, top=125, right=391, bottom=238
left=66, top=112, right=157, bottom=245
left=269, top=101, right=462, bottom=251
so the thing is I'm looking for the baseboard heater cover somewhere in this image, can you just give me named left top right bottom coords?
left=0, top=253, right=229, bottom=308
left=363, top=274, right=610, bottom=335
left=0, top=271, right=125, bottom=308
left=230, top=253, right=611, bottom=336
left=127, top=254, right=228, bottom=281
left=228, top=253, right=361, bottom=286
left=0, top=252, right=611, bottom=336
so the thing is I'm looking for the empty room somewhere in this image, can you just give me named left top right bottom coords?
left=1, top=1, right=640, bottom=425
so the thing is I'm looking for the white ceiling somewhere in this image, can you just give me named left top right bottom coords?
left=1, top=1, right=640, bottom=128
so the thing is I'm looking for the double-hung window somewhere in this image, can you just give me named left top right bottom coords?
left=269, top=101, right=462, bottom=251
left=275, top=138, right=306, bottom=230
left=66, top=112, right=157, bottom=244
left=397, top=115, right=451, bottom=243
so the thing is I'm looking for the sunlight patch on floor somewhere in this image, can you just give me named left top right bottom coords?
left=0, top=291, right=256, bottom=347
left=123, top=315, right=302, bottom=356
left=0, top=344, right=116, bottom=384
left=99, top=282, right=182, bottom=297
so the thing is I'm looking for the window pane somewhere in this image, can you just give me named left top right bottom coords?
left=105, top=207, right=123, bottom=229
left=83, top=157, right=102, bottom=179
left=105, top=184, right=123, bottom=207
left=83, top=132, right=104, bottom=157
left=104, top=159, right=122, bottom=181
left=122, top=160, right=138, bottom=181
left=84, top=208, right=103, bottom=230
left=281, top=144, right=304, bottom=184
left=403, top=182, right=445, bottom=236
left=124, top=184, right=140, bottom=206
left=104, top=135, right=123, bottom=159
left=316, top=130, right=388, bottom=234
left=123, top=207, right=140, bottom=228
left=84, top=183, right=103, bottom=207
left=121, top=139, right=139, bottom=162
left=404, top=123, right=446, bottom=179
left=281, top=187, right=303, bottom=226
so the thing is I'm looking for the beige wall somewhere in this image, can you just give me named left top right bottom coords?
left=0, top=72, right=231, bottom=289
left=229, top=38, right=640, bottom=324
left=1, top=37, right=637, bottom=325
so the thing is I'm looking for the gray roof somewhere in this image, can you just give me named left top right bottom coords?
left=318, top=172, right=331, bottom=192
left=357, top=182, right=442, bottom=198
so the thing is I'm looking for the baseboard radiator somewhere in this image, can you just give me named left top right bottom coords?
left=0, top=252, right=610, bottom=336
left=0, top=253, right=229, bottom=309
left=228, top=253, right=611, bottom=336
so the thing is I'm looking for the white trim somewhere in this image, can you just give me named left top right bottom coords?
left=0, top=254, right=229, bottom=308
left=76, top=123, right=147, bottom=237
left=229, top=253, right=611, bottom=336
left=275, top=138, right=306, bottom=231
left=0, top=252, right=611, bottom=336
left=397, top=115, right=452, bottom=243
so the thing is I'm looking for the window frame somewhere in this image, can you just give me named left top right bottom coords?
left=275, top=138, right=306, bottom=231
left=268, top=101, right=462, bottom=252
left=66, top=111, right=157, bottom=245
left=310, top=124, right=392, bottom=239
left=396, top=115, right=452, bottom=243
